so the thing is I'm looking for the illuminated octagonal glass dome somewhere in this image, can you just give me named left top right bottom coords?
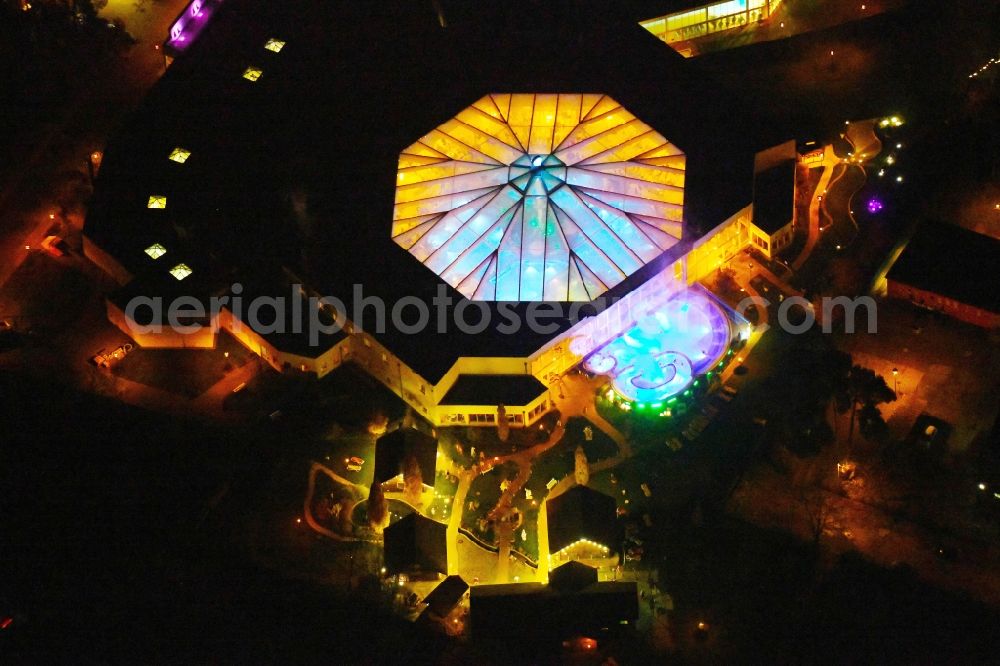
left=392, top=94, right=686, bottom=301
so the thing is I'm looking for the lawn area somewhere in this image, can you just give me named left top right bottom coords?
left=426, top=469, right=459, bottom=523
left=462, top=461, right=517, bottom=541
left=513, top=507, right=540, bottom=562
left=595, top=379, right=717, bottom=452
left=522, top=417, right=620, bottom=504
left=437, top=410, right=562, bottom=465
left=318, top=431, right=378, bottom=487
left=112, top=330, right=254, bottom=397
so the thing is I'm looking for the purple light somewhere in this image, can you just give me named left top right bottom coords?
left=867, top=198, right=884, bottom=214
left=166, top=0, right=223, bottom=52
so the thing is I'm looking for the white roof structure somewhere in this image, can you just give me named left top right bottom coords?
left=392, top=94, right=686, bottom=302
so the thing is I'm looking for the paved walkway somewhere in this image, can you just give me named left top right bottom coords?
left=792, top=147, right=839, bottom=270
left=553, top=373, right=629, bottom=453
left=792, top=119, right=884, bottom=271
left=81, top=354, right=263, bottom=421
left=438, top=370, right=635, bottom=583
left=303, top=462, right=366, bottom=541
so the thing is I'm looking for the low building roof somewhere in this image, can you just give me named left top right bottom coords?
left=226, top=277, right=346, bottom=358
left=374, top=426, right=438, bottom=486
left=85, top=0, right=760, bottom=383
left=545, top=485, right=620, bottom=555
left=383, top=513, right=448, bottom=576
left=470, top=574, right=638, bottom=640
left=107, top=259, right=229, bottom=325
left=887, top=222, right=1000, bottom=314
left=439, top=374, right=548, bottom=407
left=752, top=159, right=796, bottom=235
left=420, top=575, right=469, bottom=617
left=548, top=560, right=599, bottom=592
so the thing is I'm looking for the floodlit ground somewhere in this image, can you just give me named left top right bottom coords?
left=732, top=464, right=1000, bottom=606
left=837, top=299, right=1000, bottom=454
left=112, top=331, right=254, bottom=398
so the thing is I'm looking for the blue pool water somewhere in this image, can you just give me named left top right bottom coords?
left=582, top=288, right=732, bottom=403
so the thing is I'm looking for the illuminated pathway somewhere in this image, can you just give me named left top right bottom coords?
left=303, top=462, right=365, bottom=542
left=442, top=377, right=629, bottom=584
left=792, top=119, right=883, bottom=271
left=792, top=146, right=838, bottom=271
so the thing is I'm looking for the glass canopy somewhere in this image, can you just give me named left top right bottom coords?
left=392, top=94, right=686, bottom=302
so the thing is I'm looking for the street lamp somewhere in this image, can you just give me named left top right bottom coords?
left=892, top=367, right=899, bottom=395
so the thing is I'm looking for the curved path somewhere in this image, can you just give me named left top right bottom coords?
left=792, top=147, right=839, bottom=270
left=303, top=461, right=365, bottom=541
left=792, top=119, right=883, bottom=271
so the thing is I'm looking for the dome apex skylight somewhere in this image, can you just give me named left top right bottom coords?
left=392, top=94, right=686, bottom=302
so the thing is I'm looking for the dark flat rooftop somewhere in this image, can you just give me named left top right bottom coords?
left=85, top=0, right=760, bottom=382
left=439, top=374, right=548, bottom=407
left=752, top=159, right=796, bottom=235
left=470, top=577, right=638, bottom=640
left=229, top=276, right=346, bottom=358
left=546, top=485, right=620, bottom=554
left=887, top=222, right=1000, bottom=314
left=383, top=512, right=448, bottom=576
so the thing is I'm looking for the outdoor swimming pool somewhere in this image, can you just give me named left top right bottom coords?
left=582, top=287, right=732, bottom=403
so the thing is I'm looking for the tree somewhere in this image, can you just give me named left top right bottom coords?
left=574, top=444, right=590, bottom=486
left=858, top=402, right=889, bottom=442
left=368, top=411, right=389, bottom=436
left=796, top=486, right=832, bottom=548
left=843, top=365, right=896, bottom=448
left=367, top=481, right=389, bottom=533
left=496, top=403, right=510, bottom=443
left=713, top=267, right=741, bottom=303
left=403, top=454, right=423, bottom=508
left=762, top=336, right=849, bottom=459
left=337, top=498, right=356, bottom=536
